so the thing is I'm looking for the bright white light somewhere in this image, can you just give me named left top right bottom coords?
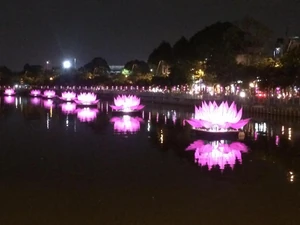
left=63, top=60, right=72, bottom=69
left=240, top=91, right=246, bottom=98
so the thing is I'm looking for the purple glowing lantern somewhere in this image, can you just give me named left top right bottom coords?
left=60, top=91, right=76, bottom=101
left=4, top=88, right=15, bottom=96
left=77, top=108, right=98, bottom=122
left=43, top=90, right=56, bottom=99
left=186, top=140, right=248, bottom=171
left=30, top=97, right=41, bottom=105
left=110, top=115, right=143, bottom=133
left=61, top=102, right=77, bottom=114
left=4, top=96, right=15, bottom=104
left=110, top=95, right=144, bottom=112
left=75, top=92, right=99, bottom=106
left=43, top=99, right=54, bottom=109
left=30, top=89, right=41, bottom=97
left=185, top=101, right=250, bottom=132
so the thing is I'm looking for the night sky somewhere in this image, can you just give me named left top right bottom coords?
left=0, top=0, right=299, bottom=70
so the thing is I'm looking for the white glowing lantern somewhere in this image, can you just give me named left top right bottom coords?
left=63, top=60, right=72, bottom=69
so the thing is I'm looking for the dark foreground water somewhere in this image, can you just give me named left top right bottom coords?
left=0, top=96, right=300, bottom=225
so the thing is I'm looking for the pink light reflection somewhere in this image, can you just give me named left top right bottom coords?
left=43, top=99, right=54, bottom=109
left=61, top=103, right=77, bottom=114
left=4, top=96, right=15, bottom=104
left=30, top=97, right=41, bottom=105
left=4, top=88, right=15, bottom=96
left=77, top=108, right=98, bottom=122
left=186, top=140, right=248, bottom=171
left=110, top=115, right=143, bottom=133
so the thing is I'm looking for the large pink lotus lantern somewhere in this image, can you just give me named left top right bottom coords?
left=185, top=101, right=250, bottom=132
left=110, top=115, right=143, bottom=133
left=61, top=103, right=77, bottom=114
left=77, top=108, right=98, bottom=122
left=4, top=88, right=15, bottom=96
left=30, top=97, right=41, bottom=105
left=110, top=95, right=144, bottom=112
left=43, top=99, right=54, bottom=109
left=30, top=89, right=41, bottom=97
left=60, top=91, right=76, bottom=101
left=186, top=140, right=248, bottom=171
left=43, top=90, right=56, bottom=99
left=4, top=96, right=15, bottom=104
left=75, top=92, right=99, bottom=105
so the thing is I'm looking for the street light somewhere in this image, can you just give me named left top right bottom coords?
left=63, top=60, right=72, bottom=69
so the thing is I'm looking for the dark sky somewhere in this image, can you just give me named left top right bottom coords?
left=0, top=0, right=299, bottom=70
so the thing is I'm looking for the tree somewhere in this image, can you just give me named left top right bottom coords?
left=173, top=36, right=191, bottom=62
left=124, top=60, right=150, bottom=74
left=281, top=47, right=300, bottom=69
left=168, top=62, right=193, bottom=86
left=83, top=57, right=110, bottom=75
left=148, top=41, right=173, bottom=65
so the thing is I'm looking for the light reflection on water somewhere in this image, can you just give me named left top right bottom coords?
left=0, top=96, right=299, bottom=181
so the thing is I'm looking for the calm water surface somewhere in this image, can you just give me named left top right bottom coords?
left=0, top=96, right=300, bottom=225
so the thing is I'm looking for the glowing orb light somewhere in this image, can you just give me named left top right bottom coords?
left=30, top=89, right=41, bottom=97
left=4, top=88, right=15, bottom=96
left=110, top=95, right=144, bottom=112
left=43, top=99, right=54, bottom=109
left=75, top=92, right=99, bottom=105
left=60, top=91, right=76, bottom=101
left=185, top=101, right=250, bottom=132
left=61, top=102, right=77, bottom=114
left=30, top=97, right=41, bottom=105
left=186, top=140, right=248, bottom=171
left=110, top=115, right=143, bottom=133
left=4, top=96, right=15, bottom=104
left=63, top=60, right=72, bottom=69
left=43, top=90, right=56, bottom=99
left=77, top=108, right=98, bottom=122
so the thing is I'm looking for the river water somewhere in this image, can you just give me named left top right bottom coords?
left=0, top=96, right=299, bottom=225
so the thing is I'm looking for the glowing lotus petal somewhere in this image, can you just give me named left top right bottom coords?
left=60, top=91, right=76, bottom=101
left=61, top=103, right=77, bottom=114
left=4, top=96, right=15, bottom=104
left=4, top=88, right=15, bottom=96
left=77, top=108, right=98, bottom=122
left=110, top=95, right=144, bottom=112
left=185, top=101, right=250, bottom=131
left=43, top=99, right=54, bottom=109
left=43, top=90, right=56, bottom=98
left=30, top=97, right=41, bottom=105
left=110, top=115, right=143, bottom=133
left=75, top=92, right=99, bottom=105
left=30, top=89, right=41, bottom=97
left=186, top=140, right=248, bottom=171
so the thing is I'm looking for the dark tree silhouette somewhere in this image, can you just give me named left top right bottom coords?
left=124, top=60, right=150, bottom=74
left=148, top=41, right=173, bottom=65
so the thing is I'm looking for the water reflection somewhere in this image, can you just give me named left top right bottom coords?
left=4, top=96, right=15, bottom=104
left=30, top=97, right=41, bottom=105
left=77, top=108, right=98, bottom=122
left=186, top=140, right=248, bottom=171
left=61, top=102, right=77, bottom=115
left=43, top=99, right=54, bottom=109
left=110, top=115, right=143, bottom=133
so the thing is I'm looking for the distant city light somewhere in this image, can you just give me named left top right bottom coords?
left=63, top=60, right=72, bottom=69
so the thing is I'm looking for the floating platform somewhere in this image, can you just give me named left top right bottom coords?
left=191, top=128, right=242, bottom=141
left=111, top=110, right=142, bottom=117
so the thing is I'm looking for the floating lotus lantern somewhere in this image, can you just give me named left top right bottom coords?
left=185, top=101, right=250, bottom=133
left=61, top=103, right=77, bottom=114
left=60, top=91, right=76, bottom=101
left=110, top=95, right=144, bottom=112
left=4, top=88, right=15, bottom=96
left=4, top=96, right=15, bottom=104
left=110, top=115, right=143, bottom=133
left=30, top=97, right=41, bottom=105
left=75, top=92, right=99, bottom=106
left=186, top=140, right=248, bottom=171
left=43, top=99, right=54, bottom=109
left=43, top=90, right=56, bottom=99
left=77, top=108, right=98, bottom=122
left=30, top=89, right=41, bottom=97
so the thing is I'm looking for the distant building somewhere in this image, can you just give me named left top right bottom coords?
left=109, top=65, right=124, bottom=74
